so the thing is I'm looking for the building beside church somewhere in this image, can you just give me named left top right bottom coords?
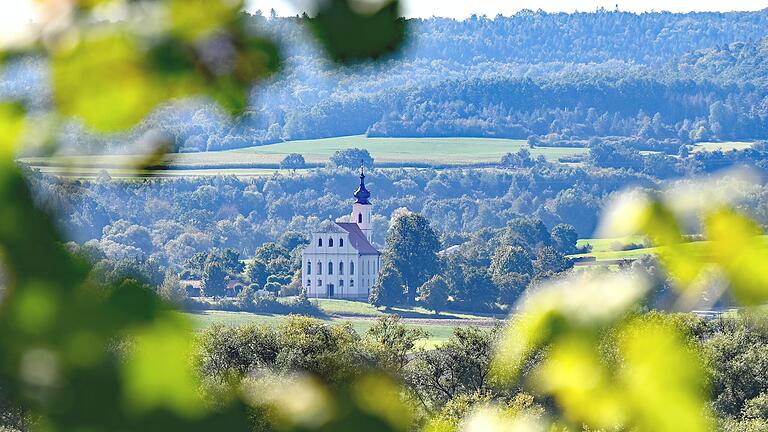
left=301, top=168, right=381, bottom=299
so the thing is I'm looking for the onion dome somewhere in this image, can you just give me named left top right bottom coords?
left=354, top=164, right=371, bottom=204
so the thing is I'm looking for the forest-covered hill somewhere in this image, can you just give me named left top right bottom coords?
left=8, top=10, right=768, bottom=153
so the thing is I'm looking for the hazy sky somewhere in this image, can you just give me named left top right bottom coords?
left=246, top=0, right=768, bottom=18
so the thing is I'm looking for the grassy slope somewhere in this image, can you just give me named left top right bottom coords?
left=228, top=135, right=586, bottom=164
left=20, top=135, right=588, bottom=178
left=692, top=141, right=754, bottom=153
left=186, top=311, right=458, bottom=348
left=186, top=298, right=504, bottom=348
left=573, top=236, right=716, bottom=261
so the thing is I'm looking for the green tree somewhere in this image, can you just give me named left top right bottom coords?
left=363, top=315, right=428, bottom=374
left=385, top=211, right=441, bottom=304
left=494, top=272, right=531, bottom=305
left=278, top=231, right=309, bottom=251
left=245, top=260, right=268, bottom=288
left=235, top=283, right=255, bottom=307
left=369, top=263, right=404, bottom=308
left=489, top=245, right=534, bottom=304
left=263, top=281, right=282, bottom=294
left=280, top=153, right=306, bottom=172
left=418, top=275, right=449, bottom=314
left=254, top=242, right=290, bottom=266
left=458, top=266, right=499, bottom=310
left=503, top=217, right=553, bottom=249
left=329, top=148, right=374, bottom=170
left=533, top=246, right=573, bottom=275
left=489, top=245, right=533, bottom=279
left=202, top=261, right=228, bottom=298
left=157, top=271, right=189, bottom=306
left=406, top=327, right=501, bottom=409
left=550, top=223, right=578, bottom=254
left=220, top=248, right=245, bottom=275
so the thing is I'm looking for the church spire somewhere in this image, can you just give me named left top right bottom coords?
left=353, top=161, right=371, bottom=204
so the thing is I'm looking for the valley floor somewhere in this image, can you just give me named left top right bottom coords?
left=186, top=298, right=505, bottom=348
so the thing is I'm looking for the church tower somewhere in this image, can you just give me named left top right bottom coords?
left=351, top=165, right=373, bottom=243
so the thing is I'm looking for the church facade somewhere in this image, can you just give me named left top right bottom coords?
left=301, top=169, right=381, bottom=299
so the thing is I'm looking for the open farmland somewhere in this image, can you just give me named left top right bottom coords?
left=19, top=135, right=588, bottom=178
left=571, top=236, right=768, bottom=263
left=187, top=299, right=504, bottom=349
left=227, top=135, right=586, bottom=164
left=692, top=141, right=754, bottom=153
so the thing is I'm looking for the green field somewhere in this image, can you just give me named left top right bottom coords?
left=186, top=298, right=504, bottom=348
left=312, top=298, right=504, bottom=320
left=692, top=141, right=754, bottom=153
left=574, top=234, right=768, bottom=264
left=31, top=166, right=286, bottom=178
left=227, top=135, right=586, bottom=164
left=19, top=135, right=588, bottom=178
left=187, top=311, right=485, bottom=348
left=572, top=236, right=718, bottom=262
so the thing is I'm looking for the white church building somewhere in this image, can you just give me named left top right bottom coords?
left=301, top=168, right=381, bottom=299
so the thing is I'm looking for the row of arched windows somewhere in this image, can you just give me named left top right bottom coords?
left=317, top=237, right=344, bottom=248
left=307, top=279, right=355, bottom=288
left=306, top=261, right=355, bottom=276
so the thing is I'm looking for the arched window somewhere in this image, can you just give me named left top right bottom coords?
left=358, top=213, right=362, bottom=223
left=329, top=238, right=334, bottom=247
left=328, top=262, right=334, bottom=275
left=339, top=238, right=344, bottom=247
left=318, top=238, right=323, bottom=247
left=350, top=279, right=354, bottom=287
left=339, top=280, right=344, bottom=287
left=317, top=262, right=322, bottom=275
left=317, top=279, right=322, bottom=287
left=339, top=262, right=344, bottom=275
left=350, top=261, right=355, bottom=275
left=306, top=279, right=311, bottom=287
left=307, top=261, right=312, bottom=275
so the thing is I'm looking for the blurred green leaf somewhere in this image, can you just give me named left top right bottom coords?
left=642, top=200, right=707, bottom=289
left=75, top=0, right=116, bottom=9
left=244, top=372, right=410, bottom=432
left=705, top=208, right=768, bottom=305
left=170, top=0, right=243, bottom=42
left=601, top=191, right=706, bottom=291
left=535, top=332, right=626, bottom=428
left=52, top=30, right=166, bottom=132
left=0, top=102, right=25, bottom=155
left=491, top=269, right=711, bottom=432
left=309, top=0, right=406, bottom=63
left=619, top=318, right=711, bottom=432
left=491, top=270, right=647, bottom=383
left=0, top=160, right=252, bottom=430
left=52, top=22, right=280, bottom=131
left=122, top=314, right=204, bottom=416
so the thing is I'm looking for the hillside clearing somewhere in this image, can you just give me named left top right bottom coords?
left=187, top=309, right=501, bottom=349
left=19, top=135, right=588, bottom=178
left=571, top=236, right=768, bottom=263
left=227, top=135, right=586, bottom=164
left=692, top=141, right=754, bottom=153
left=186, top=298, right=504, bottom=348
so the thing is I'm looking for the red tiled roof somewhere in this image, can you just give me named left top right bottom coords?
left=336, top=222, right=380, bottom=255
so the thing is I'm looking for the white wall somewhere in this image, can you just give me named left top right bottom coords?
left=302, top=231, right=370, bottom=299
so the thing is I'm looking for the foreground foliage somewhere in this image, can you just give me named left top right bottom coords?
left=4, top=1, right=768, bottom=432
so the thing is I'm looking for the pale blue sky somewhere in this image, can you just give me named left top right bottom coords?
left=246, top=0, right=768, bottom=18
